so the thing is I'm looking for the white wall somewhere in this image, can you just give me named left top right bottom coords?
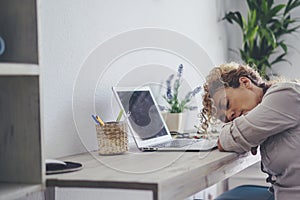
left=38, top=2, right=228, bottom=199
left=39, top=0, right=229, bottom=159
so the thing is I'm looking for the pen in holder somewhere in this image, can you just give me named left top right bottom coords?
left=96, top=121, right=128, bottom=155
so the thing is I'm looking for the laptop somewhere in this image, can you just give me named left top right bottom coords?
left=112, top=86, right=217, bottom=152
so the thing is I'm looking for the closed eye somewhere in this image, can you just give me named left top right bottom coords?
left=219, top=97, right=229, bottom=111
left=226, top=99, right=230, bottom=110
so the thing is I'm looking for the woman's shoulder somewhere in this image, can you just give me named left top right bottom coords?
left=267, top=81, right=300, bottom=94
left=262, top=81, right=300, bottom=105
left=262, top=81, right=300, bottom=117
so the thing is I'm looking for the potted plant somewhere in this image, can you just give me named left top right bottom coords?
left=223, top=0, right=300, bottom=80
left=160, top=64, right=202, bottom=133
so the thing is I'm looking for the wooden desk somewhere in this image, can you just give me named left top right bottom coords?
left=46, top=148, right=260, bottom=200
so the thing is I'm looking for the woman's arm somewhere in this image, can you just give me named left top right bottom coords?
left=219, top=83, right=300, bottom=153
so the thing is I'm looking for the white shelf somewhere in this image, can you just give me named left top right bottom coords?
left=0, top=183, right=43, bottom=200
left=0, top=63, right=39, bottom=75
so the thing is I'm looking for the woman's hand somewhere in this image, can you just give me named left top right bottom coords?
left=251, top=146, right=258, bottom=155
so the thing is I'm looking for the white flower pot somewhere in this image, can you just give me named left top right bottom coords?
left=161, top=112, right=186, bottom=133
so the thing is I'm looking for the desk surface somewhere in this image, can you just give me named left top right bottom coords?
left=46, top=148, right=260, bottom=200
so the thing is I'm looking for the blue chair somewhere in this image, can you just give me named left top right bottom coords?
left=215, top=185, right=274, bottom=200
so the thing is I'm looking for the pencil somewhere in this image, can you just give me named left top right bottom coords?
left=96, top=115, right=105, bottom=126
left=116, top=109, right=124, bottom=122
left=91, top=115, right=101, bottom=125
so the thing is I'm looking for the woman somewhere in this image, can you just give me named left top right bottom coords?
left=201, top=62, right=300, bottom=199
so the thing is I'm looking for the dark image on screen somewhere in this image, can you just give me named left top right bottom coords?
left=117, top=90, right=168, bottom=140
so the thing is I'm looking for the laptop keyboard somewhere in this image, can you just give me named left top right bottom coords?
left=152, top=139, right=197, bottom=148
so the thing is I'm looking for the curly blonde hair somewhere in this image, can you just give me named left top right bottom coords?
left=200, top=62, right=269, bottom=132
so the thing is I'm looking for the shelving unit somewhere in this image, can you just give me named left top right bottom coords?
left=0, top=0, right=44, bottom=200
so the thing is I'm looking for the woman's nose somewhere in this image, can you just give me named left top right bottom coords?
left=226, top=110, right=236, bottom=122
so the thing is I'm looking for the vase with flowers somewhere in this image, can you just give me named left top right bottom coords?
left=160, top=64, right=202, bottom=133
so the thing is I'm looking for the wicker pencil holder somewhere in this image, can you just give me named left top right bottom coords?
left=96, top=121, right=128, bottom=155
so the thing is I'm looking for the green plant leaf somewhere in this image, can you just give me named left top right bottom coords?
left=249, top=9, right=257, bottom=28
left=285, top=0, right=300, bottom=15
left=270, top=53, right=287, bottom=65
left=247, top=0, right=258, bottom=10
left=261, top=27, right=277, bottom=48
left=286, top=24, right=300, bottom=33
left=262, top=0, right=269, bottom=15
left=278, top=41, right=288, bottom=53
left=223, top=11, right=244, bottom=29
left=269, top=4, right=286, bottom=20
left=267, top=0, right=274, bottom=8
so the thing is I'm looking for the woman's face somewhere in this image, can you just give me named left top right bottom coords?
left=212, top=77, right=263, bottom=122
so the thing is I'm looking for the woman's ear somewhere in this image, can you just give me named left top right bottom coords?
left=239, top=77, right=252, bottom=88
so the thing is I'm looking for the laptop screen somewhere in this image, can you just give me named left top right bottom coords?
left=116, top=89, right=169, bottom=141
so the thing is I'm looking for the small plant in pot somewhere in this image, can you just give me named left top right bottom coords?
left=159, top=64, right=202, bottom=133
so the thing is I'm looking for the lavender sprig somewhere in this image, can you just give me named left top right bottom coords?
left=166, top=74, right=174, bottom=99
left=177, top=64, right=183, bottom=78
left=192, top=86, right=202, bottom=96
